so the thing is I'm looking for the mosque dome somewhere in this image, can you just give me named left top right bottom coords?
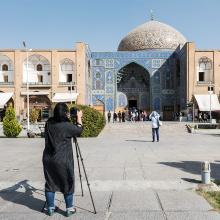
left=118, top=20, right=187, bottom=51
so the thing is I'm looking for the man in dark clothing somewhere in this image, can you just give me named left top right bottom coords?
left=113, top=112, right=117, bottom=123
left=118, top=111, right=122, bottom=123
left=43, top=103, right=83, bottom=217
left=122, top=111, right=126, bottom=122
left=107, top=111, right=111, bottom=123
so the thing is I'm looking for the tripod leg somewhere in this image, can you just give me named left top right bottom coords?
left=75, top=141, right=97, bottom=214
left=74, top=139, right=84, bottom=196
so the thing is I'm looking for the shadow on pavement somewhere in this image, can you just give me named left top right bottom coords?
left=159, top=161, right=220, bottom=180
left=0, top=180, right=95, bottom=215
left=125, top=140, right=152, bottom=142
left=0, top=180, right=45, bottom=213
left=181, top=178, right=201, bottom=183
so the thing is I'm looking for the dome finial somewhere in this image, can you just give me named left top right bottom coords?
left=150, top=9, right=154, bottom=20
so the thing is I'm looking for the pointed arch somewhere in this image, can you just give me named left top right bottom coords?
left=116, top=60, right=150, bottom=73
left=0, top=54, right=14, bottom=84
left=117, top=62, right=150, bottom=110
left=23, top=54, right=51, bottom=84
left=59, top=58, right=75, bottom=83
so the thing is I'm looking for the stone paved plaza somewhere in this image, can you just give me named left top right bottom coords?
left=0, top=122, right=220, bottom=219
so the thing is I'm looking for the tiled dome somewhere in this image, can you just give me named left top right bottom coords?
left=118, top=20, right=187, bottom=51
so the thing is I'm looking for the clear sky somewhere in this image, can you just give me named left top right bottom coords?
left=0, top=0, right=219, bottom=51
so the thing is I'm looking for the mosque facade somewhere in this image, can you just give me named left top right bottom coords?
left=0, top=19, right=220, bottom=121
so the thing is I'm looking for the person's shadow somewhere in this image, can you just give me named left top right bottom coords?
left=0, top=179, right=95, bottom=216
left=0, top=180, right=46, bottom=213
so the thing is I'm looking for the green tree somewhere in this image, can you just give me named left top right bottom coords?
left=30, top=108, right=40, bottom=123
left=3, top=105, right=22, bottom=137
left=68, top=104, right=105, bottom=137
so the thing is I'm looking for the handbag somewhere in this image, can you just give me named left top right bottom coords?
left=157, top=117, right=162, bottom=126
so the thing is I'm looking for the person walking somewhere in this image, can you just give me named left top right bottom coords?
left=42, top=103, right=83, bottom=217
left=107, top=111, right=111, bottom=123
left=149, top=110, right=160, bottom=142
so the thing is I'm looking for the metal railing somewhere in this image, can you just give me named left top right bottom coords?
left=22, top=82, right=51, bottom=86
left=0, top=82, right=14, bottom=85
left=59, top=82, right=77, bottom=85
left=197, top=81, right=211, bottom=85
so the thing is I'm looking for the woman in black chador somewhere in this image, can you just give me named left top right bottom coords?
left=42, top=103, right=83, bottom=217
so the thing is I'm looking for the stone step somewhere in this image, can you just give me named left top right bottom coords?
left=0, top=180, right=197, bottom=192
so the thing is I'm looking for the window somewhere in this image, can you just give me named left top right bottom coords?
left=37, top=64, right=43, bottom=71
left=163, top=106, right=174, bottom=111
left=68, top=86, right=75, bottom=91
left=208, top=85, right=214, bottom=91
left=199, top=57, right=212, bottom=70
left=95, top=59, right=101, bottom=66
left=163, top=71, right=174, bottom=89
left=2, top=64, right=8, bottom=71
left=198, top=57, right=212, bottom=83
left=88, top=61, right=91, bottom=78
left=95, top=80, right=101, bottom=90
left=96, top=72, right=101, bottom=79
left=199, top=72, right=205, bottom=82
left=67, top=74, right=72, bottom=82
left=3, top=75, right=8, bottom=82
left=38, top=75, right=43, bottom=83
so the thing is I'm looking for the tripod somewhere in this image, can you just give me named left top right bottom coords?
left=41, top=137, right=97, bottom=214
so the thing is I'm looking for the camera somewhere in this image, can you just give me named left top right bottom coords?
left=70, top=107, right=78, bottom=124
left=70, top=107, right=77, bottom=117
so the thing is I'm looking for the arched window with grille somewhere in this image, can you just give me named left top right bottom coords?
left=198, top=57, right=212, bottom=83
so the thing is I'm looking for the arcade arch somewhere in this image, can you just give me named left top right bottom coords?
left=23, top=54, right=51, bottom=84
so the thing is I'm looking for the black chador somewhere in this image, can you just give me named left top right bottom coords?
left=42, top=118, right=83, bottom=194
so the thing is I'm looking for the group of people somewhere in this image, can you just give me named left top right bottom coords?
left=198, top=112, right=208, bottom=122
left=107, top=111, right=126, bottom=123
left=107, top=108, right=150, bottom=123
left=128, top=109, right=148, bottom=122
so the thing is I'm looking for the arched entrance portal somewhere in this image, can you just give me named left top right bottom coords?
left=24, top=95, right=51, bottom=121
left=117, top=62, right=150, bottom=111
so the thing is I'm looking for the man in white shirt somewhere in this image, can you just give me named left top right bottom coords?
left=149, top=111, right=160, bottom=142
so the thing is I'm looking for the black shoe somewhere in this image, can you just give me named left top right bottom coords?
left=157, top=140, right=159, bottom=142
left=152, top=140, right=155, bottom=142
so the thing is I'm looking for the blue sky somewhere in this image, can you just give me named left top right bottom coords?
left=0, top=0, right=219, bottom=51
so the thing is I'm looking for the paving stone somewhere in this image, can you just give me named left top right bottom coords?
left=157, top=190, right=212, bottom=211
left=58, top=191, right=110, bottom=213
left=109, top=211, right=165, bottom=220
left=0, top=213, right=45, bottom=220
left=166, top=211, right=220, bottom=220
left=110, top=190, right=161, bottom=212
